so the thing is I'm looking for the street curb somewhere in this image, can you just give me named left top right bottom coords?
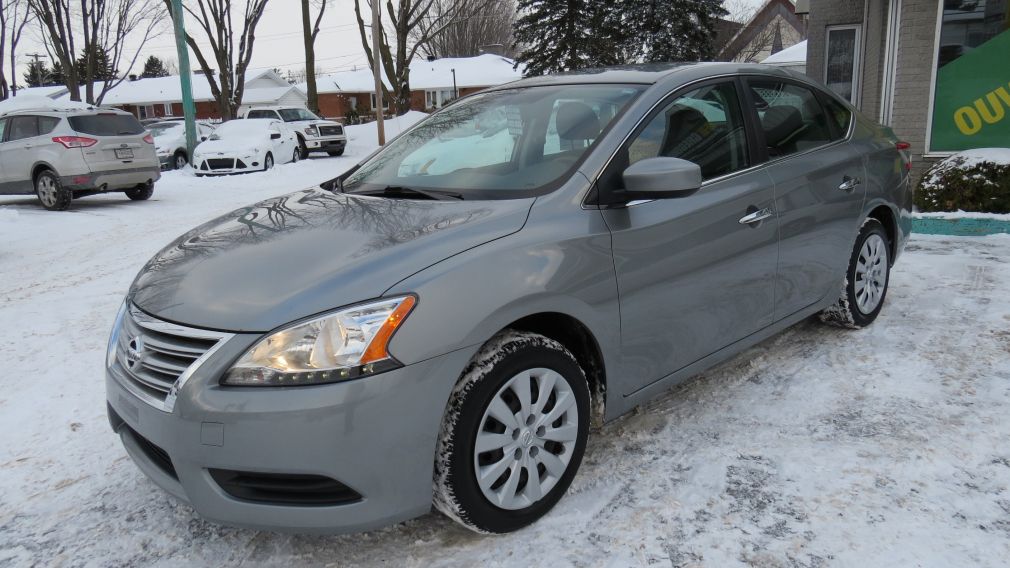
left=912, top=217, right=1010, bottom=236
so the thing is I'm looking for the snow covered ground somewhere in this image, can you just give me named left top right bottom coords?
left=2, top=132, right=1010, bottom=565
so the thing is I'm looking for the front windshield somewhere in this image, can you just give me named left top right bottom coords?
left=210, top=120, right=270, bottom=140
left=148, top=123, right=183, bottom=137
left=342, top=84, right=644, bottom=197
left=279, top=108, right=320, bottom=121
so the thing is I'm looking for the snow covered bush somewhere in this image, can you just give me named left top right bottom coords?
left=916, top=148, right=1010, bottom=213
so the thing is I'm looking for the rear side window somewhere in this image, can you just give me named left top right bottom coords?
left=247, top=110, right=279, bottom=119
left=748, top=81, right=835, bottom=158
left=39, top=116, right=60, bottom=135
left=8, top=116, right=40, bottom=141
left=68, top=114, right=145, bottom=136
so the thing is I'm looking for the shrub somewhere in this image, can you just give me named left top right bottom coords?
left=916, top=148, right=1010, bottom=213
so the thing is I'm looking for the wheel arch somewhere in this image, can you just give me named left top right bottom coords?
left=499, top=312, right=607, bottom=428
left=31, top=161, right=59, bottom=182
left=864, top=202, right=898, bottom=264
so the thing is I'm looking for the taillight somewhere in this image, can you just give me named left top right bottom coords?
left=896, top=141, right=912, bottom=171
left=896, top=141, right=911, bottom=151
left=143, top=133, right=154, bottom=144
left=52, top=136, right=98, bottom=148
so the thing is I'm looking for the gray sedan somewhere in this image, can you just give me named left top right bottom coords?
left=106, top=63, right=912, bottom=534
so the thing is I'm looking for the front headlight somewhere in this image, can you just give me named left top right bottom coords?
left=107, top=301, right=127, bottom=369
left=223, top=296, right=416, bottom=386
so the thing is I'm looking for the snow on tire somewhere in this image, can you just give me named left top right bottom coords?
left=433, top=330, right=590, bottom=534
left=820, top=217, right=891, bottom=329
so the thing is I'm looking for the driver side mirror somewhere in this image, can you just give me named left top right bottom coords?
left=270, top=132, right=281, bottom=140
left=622, top=157, right=702, bottom=200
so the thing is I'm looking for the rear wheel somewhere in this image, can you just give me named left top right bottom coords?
left=434, top=330, right=590, bottom=534
left=820, top=218, right=891, bottom=328
left=263, top=152, right=274, bottom=171
left=35, top=170, right=72, bottom=211
left=173, top=151, right=188, bottom=170
left=125, top=181, right=154, bottom=201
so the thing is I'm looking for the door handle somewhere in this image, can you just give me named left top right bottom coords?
left=838, top=176, right=862, bottom=192
left=739, top=208, right=774, bottom=225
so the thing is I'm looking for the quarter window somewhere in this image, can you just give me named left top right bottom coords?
left=38, top=116, right=60, bottom=135
left=625, top=81, right=749, bottom=180
left=749, top=81, right=835, bottom=158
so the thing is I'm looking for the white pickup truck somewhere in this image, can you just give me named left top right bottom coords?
left=242, top=106, right=347, bottom=158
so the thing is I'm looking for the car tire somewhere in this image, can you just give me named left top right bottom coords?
left=125, top=181, right=154, bottom=201
left=297, top=137, right=309, bottom=160
left=263, top=152, right=274, bottom=171
left=291, top=148, right=300, bottom=163
left=433, top=330, right=590, bottom=534
left=819, top=218, right=891, bottom=329
left=327, top=149, right=344, bottom=157
left=173, top=151, right=188, bottom=170
left=35, top=170, right=72, bottom=211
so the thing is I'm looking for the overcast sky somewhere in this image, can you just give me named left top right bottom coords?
left=14, top=0, right=766, bottom=85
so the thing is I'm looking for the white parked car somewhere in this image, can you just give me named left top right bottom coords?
left=192, top=119, right=299, bottom=176
left=242, top=106, right=347, bottom=158
left=148, top=120, right=216, bottom=170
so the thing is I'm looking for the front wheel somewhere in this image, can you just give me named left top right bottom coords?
left=296, top=138, right=309, bottom=160
left=433, top=330, right=590, bottom=534
left=263, top=152, right=274, bottom=171
left=35, top=170, right=72, bottom=211
left=291, top=148, right=300, bottom=163
left=327, top=149, right=344, bottom=157
left=820, top=218, right=891, bottom=328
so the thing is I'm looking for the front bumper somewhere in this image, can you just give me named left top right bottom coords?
left=305, top=137, right=346, bottom=151
left=106, top=335, right=474, bottom=533
left=62, top=166, right=161, bottom=191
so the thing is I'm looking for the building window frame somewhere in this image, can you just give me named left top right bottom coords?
left=824, top=24, right=863, bottom=107
left=370, top=93, right=388, bottom=111
left=878, top=0, right=902, bottom=126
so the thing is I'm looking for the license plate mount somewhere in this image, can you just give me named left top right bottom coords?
left=115, top=148, right=134, bottom=160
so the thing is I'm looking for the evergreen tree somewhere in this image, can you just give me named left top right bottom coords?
left=624, top=0, right=728, bottom=62
left=512, top=0, right=625, bottom=77
left=50, top=62, right=65, bottom=85
left=140, top=56, right=170, bottom=78
left=76, top=45, right=117, bottom=83
left=23, top=61, right=50, bottom=87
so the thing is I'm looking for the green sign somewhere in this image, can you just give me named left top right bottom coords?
left=930, top=29, right=1010, bottom=152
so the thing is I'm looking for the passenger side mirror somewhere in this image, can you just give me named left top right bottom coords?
left=270, top=132, right=281, bottom=140
left=622, top=157, right=702, bottom=200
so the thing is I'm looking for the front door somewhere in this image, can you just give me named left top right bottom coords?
left=598, top=80, right=778, bottom=394
left=744, top=79, right=868, bottom=318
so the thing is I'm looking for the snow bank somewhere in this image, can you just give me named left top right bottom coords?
left=344, top=111, right=427, bottom=146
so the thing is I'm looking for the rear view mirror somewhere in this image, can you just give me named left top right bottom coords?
left=270, top=132, right=281, bottom=140
left=622, top=157, right=702, bottom=199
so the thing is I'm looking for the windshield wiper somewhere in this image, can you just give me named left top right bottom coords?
left=350, top=185, right=464, bottom=201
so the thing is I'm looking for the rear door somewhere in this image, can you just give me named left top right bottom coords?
left=0, top=117, right=16, bottom=191
left=68, top=113, right=153, bottom=172
left=599, top=79, right=779, bottom=394
left=743, top=78, right=868, bottom=319
left=0, top=116, right=41, bottom=191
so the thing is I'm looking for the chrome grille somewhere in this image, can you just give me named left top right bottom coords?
left=112, top=304, right=231, bottom=411
left=318, top=125, right=343, bottom=136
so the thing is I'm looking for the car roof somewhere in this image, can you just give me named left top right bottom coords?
left=486, top=62, right=820, bottom=90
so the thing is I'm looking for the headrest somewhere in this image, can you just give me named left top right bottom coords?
left=556, top=102, right=601, bottom=141
left=761, top=106, right=804, bottom=147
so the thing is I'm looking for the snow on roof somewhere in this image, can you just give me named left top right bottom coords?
left=301, top=54, right=522, bottom=94
left=11, top=85, right=69, bottom=99
left=241, top=85, right=305, bottom=104
left=84, top=70, right=293, bottom=106
left=0, top=95, right=97, bottom=115
left=762, top=40, right=807, bottom=65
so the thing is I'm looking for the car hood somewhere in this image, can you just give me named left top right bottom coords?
left=195, top=139, right=262, bottom=156
left=129, top=188, right=534, bottom=332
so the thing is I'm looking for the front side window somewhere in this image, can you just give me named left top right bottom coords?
left=342, top=84, right=643, bottom=198
left=625, top=81, right=749, bottom=180
left=749, top=81, right=835, bottom=158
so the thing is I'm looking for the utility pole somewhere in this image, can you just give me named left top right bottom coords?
left=451, top=69, right=457, bottom=100
left=371, top=0, right=385, bottom=146
left=26, top=53, right=46, bottom=87
left=169, top=0, right=198, bottom=164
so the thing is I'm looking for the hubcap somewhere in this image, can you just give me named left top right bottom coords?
left=37, top=176, right=56, bottom=206
left=473, top=368, right=579, bottom=510
left=855, top=234, right=888, bottom=314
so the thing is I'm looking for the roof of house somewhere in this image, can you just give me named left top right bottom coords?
left=79, top=69, right=292, bottom=106
left=717, top=0, right=805, bottom=62
left=11, top=85, right=71, bottom=99
left=301, top=54, right=523, bottom=94
left=762, top=39, right=807, bottom=64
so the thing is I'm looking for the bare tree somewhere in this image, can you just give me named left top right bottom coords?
left=1, top=1, right=35, bottom=99
left=28, top=0, right=163, bottom=104
left=163, top=0, right=270, bottom=120
left=353, top=0, right=491, bottom=115
left=411, top=0, right=516, bottom=59
left=301, top=0, right=327, bottom=113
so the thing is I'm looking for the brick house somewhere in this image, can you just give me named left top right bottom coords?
left=301, top=54, right=523, bottom=121
left=804, top=0, right=1010, bottom=180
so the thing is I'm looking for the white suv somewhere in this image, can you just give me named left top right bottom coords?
left=243, top=106, right=346, bottom=158
left=0, top=106, right=160, bottom=210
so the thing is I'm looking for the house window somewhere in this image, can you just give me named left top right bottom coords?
left=163, top=103, right=173, bottom=116
left=425, top=89, right=456, bottom=109
left=370, top=93, right=389, bottom=111
left=348, top=97, right=357, bottom=110
left=928, top=0, right=1010, bottom=153
left=824, top=25, right=861, bottom=105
